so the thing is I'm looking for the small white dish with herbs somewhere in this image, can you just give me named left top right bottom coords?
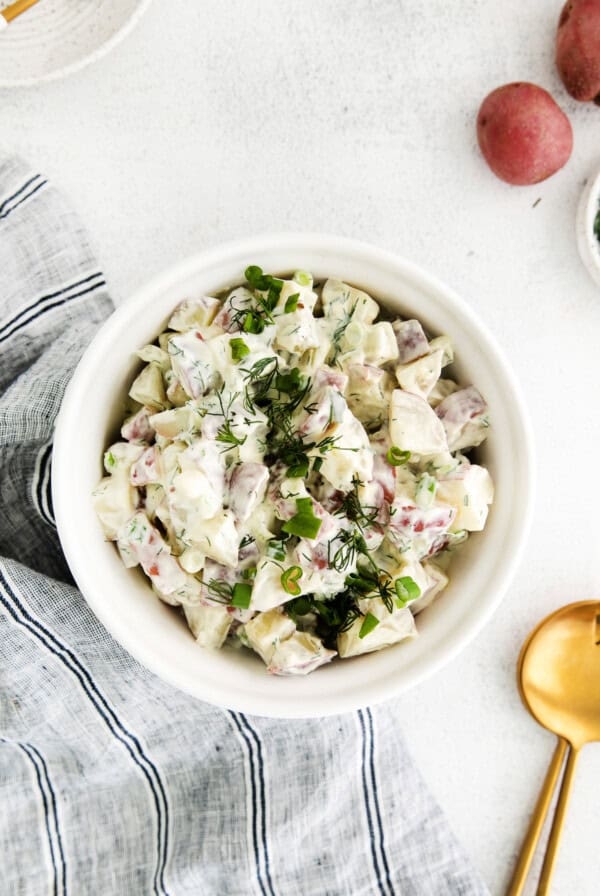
left=93, top=266, right=494, bottom=676
left=577, top=165, right=600, bottom=289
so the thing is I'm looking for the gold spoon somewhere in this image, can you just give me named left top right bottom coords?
left=507, top=600, right=600, bottom=895
left=0, top=0, right=41, bottom=31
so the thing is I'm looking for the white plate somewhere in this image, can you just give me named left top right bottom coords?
left=0, top=0, right=152, bottom=87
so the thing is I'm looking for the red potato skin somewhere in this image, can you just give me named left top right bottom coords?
left=556, top=0, right=600, bottom=102
left=476, top=83, right=573, bottom=185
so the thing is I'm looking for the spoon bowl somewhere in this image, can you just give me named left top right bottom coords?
left=519, top=600, right=600, bottom=749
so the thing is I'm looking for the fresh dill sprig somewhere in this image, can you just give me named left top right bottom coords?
left=330, top=300, right=358, bottom=364
left=205, top=579, right=234, bottom=603
left=214, top=389, right=247, bottom=450
left=336, top=476, right=380, bottom=529
left=328, top=528, right=362, bottom=573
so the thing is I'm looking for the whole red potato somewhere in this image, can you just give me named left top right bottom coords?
left=477, top=83, right=573, bottom=185
left=556, top=0, right=600, bottom=102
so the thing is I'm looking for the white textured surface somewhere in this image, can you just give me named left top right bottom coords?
left=1, top=0, right=599, bottom=892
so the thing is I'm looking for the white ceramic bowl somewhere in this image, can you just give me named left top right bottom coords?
left=53, top=234, right=535, bottom=718
left=576, top=164, right=600, bottom=289
left=0, top=0, right=152, bottom=88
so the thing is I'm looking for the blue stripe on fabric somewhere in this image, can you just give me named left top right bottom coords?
left=0, top=173, right=42, bottom=216
left=228, top=711, right=268, bottom=896
left=358, top=709, right=386, bottom=896
left=0, top=568, right=170, bottom=896
left=0, top=276, right=106, bottom=345
left=366, top=708, right=395, bottom=896
left=0, top=178, right=47, bottom=221
left=25, top=743, right=67, bottom=896
left=0, top=270, right=103, bottom=339
left=238, top=714, right=277, bottom=896
left=0, top=738, right=59, bottom=896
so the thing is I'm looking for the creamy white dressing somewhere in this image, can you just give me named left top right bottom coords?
left=93, top=269, right=494, bottom=676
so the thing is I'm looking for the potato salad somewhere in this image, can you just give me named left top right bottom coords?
left=93, top=267, right=494, bottom=676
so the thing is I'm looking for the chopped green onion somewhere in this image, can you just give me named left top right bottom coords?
left=386, top=446, right=411, bottom=466
left=312, top=456, right=323, bottom=473
left=296, top=497, right=313, bottom=512
left=286, top=596, right=312, bottom=617
left=394, top=576, right=421, bottom=607
left=230, top=338, right=250, bottom=361
left=241, top=566, right=256, bottom=580
left=293, top=270, right=312, bottom=287
left=287, top=457, right=309, bottom=478
left=245, top=265, right=269, bottom=291
left=104, top=450, right=116, bottom=470
left=359, top=612, right=380, bottom=639
left=243, top=312, right=263, bottom=334
left=275, top=368, right=304, bottom=394
left=281, top=497, right=322, bottom=539
left=284, top=293, right=300, bottom=313
left=281, top=565, right=303, bottom=596
left=266, top=538, right=287, bottom=561
left=231, top=583, right=252, bottom=609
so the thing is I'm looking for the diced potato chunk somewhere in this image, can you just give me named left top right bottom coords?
left=436, top=386, right=489, bottom=452
left=228, top=463, right=270, bottom=523
left=121, top=407, right=155, bottom=443
left=168, top=331, right=219, bottom=399
left=410, top=563, right=449, bottom=614
left=337, top=599, right=417, bottom=658
left=168, top=296, right=221, bottom=331
left=92, top=476, right=137, bottom=540
left=178, top=547, right=206, bottom=573
left=184, top=603, right=232, bottom=648
left=268, top=632, right=336, bottom=676
left=129, top=363, right=169, bottom=410
left=427, top=335, right=453, bottom=366
left=171, top=468, right=222, bottom=521
left=275, top=308, right=320, bottom=354
left=187, top=510, right=239, bottom=567
left=149, top=407, right=198, bottom=440
left=130, top=446, right=160, bottom=486
left=428, top=378, right=460, bottom=408
left=318, top=409, right=374, bottom=491
left=243, top=608, right=296, bottom=664
left=346, top=364, right=394, bottom=429
left=321, top=279, right=380, bottom=324
left=395, top=349, right=443, bottom=399
left=136, top=344, right=171, bottom=370
left=117, top=512, right=201, bottom=602
left=437, top=464, right=494, bottom=531
left=389, top=390, right=448, bottom=456
left=392, top=319, right=429, bottom=363
left=362, top=321, right=399, bottom=366
left=250, top=559, right=295, bottom=612
left=103, top=441, right=144, bottom=475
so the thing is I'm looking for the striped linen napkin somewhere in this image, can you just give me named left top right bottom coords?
left=0, top=154, right=489, bottom=896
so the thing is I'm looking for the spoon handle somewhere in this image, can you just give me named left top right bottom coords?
left=536, top=745, right=579, bottom=895
left=506, top=737, right=568, bottom=896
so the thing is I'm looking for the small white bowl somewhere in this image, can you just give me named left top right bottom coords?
left=53, top=234, right=535, bottom=718
left=576, top=165, right=600, bottom=289
left=0, top=0, right=152, bottom=88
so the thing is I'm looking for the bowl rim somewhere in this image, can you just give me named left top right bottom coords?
left=52, top=233, right=536, bottom=717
